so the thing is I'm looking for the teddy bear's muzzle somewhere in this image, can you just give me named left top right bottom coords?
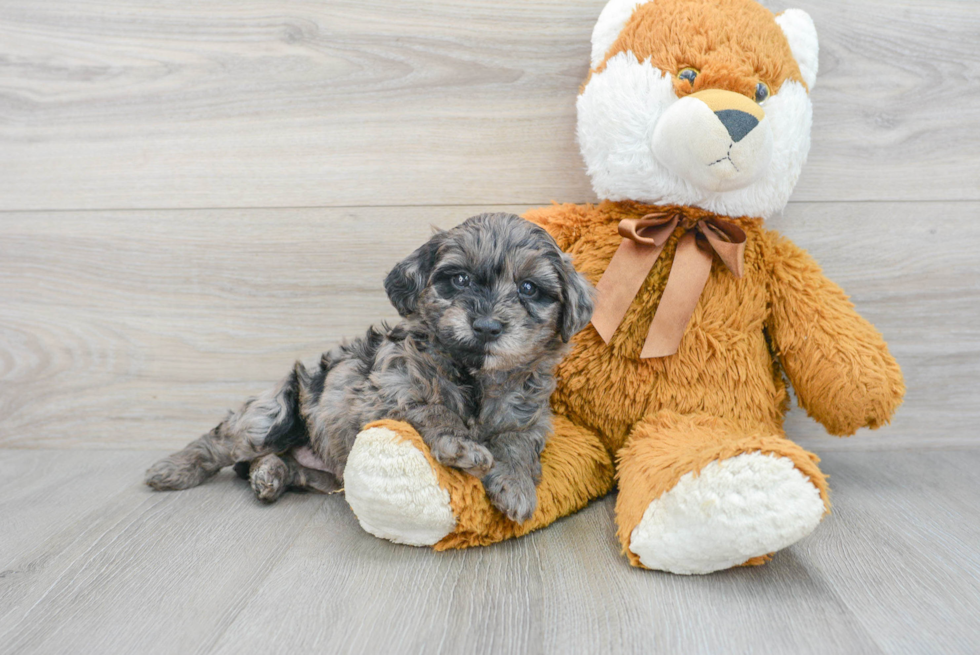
left=651, top=88, right=773, bottom=193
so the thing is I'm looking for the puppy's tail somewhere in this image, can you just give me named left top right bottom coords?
left=260, top=362, right=310, bottom=453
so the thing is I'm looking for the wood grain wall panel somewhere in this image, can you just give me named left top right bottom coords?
left=1, top=202, right=975, bottom=449
left=0, top=0, right=977, bottom=210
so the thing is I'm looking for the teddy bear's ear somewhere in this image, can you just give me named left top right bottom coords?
left=776, top=9, right=819, bottom=90
left=589, top=0, right=652, bottom=69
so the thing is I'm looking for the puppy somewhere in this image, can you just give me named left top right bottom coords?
left=145, top=213, right=594, bottom=523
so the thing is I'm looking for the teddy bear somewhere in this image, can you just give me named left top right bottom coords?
left=339, top=0, right=905, bottom=574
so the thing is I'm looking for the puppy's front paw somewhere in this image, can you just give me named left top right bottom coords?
left=145, top=455, right=210, bottom=491
left=430, top=436, right=494, bottom=478
left=483, top=471, right=537, bottom=524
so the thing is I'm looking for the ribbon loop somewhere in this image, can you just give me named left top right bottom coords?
left=697, top=218, right=746, bottom=279
left=591, top=211, right=748, bottom=358
left=617, top=213, right=677, bottom=246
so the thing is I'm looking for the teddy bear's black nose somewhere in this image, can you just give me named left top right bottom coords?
left=715, top=109, right=759, bottom=143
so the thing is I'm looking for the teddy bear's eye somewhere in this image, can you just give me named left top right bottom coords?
left=677, top=68, right=698, bottom=86
left=754, top=82, right=770, bottom=103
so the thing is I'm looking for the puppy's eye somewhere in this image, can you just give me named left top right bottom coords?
left=451, top=273, right=470, bottom=289
left=678, top=67, right=698, bottom=86
left=518, top=281, right=538, bottom=297
left=754, top=82, right=770, bottom=103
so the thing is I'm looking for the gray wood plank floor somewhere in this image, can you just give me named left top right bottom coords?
left=1, top=448, right=978, bottom=655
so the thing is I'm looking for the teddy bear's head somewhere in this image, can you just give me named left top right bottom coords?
left=577, top=0, right=818, bottom=218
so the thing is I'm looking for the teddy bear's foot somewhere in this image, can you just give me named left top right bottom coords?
left=344, top=416, right=615, bottom=550
left=628, top=452, right=825, bottom=574
left=344, top=424, right=456, bottom=546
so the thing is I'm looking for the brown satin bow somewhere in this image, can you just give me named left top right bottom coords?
left=592, top=211, right=747, bottom=358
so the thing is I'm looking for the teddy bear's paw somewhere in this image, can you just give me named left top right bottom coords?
left=629, top=452, right=825, bottom=575
left=344, top=426, right=456, bottom=546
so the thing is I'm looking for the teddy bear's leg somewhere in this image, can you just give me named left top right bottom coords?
left=344, top=416, right=614, bottom=549
left=615, top=412, right=830, bottom=575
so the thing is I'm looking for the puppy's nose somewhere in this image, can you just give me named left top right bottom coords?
left=472, top=317, right=504, bottom=341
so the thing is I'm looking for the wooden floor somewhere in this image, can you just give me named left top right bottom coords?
left=1, top=448, right=978, bottom=655
left=2, top=0, right=979, bottom=653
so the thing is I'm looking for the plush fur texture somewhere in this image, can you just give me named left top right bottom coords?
left=344, top=426, right=457, bottom=545
left=628, top=451, right=826, bottom=574
left=775, top=9, right=819, bottom=89
left=578, top=0, right=815, bottom=218
left=339, top=0, right=904, bottom=574
left=346, top=417, right=615, bottom=549
left=146, top=213, right=595, bottom=524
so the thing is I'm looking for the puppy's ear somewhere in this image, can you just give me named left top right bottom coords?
left=385, top=230, right=445, bottom=317
left=557, top=253, right=595, bottom=342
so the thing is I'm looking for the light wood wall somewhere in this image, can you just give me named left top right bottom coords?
left=1, top=0, right=978, bottom=450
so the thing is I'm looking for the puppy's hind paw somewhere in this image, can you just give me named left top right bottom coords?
left=144, top=456, right=211, bottom=491
left=484, top=472, right=537, bottom=524
left=249, top=454, right=292, bottom=503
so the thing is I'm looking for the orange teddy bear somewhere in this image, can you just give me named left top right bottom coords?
left=342, top=0, right=905, bottom=574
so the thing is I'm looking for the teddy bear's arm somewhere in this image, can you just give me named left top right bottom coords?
left=765, top=233, right=905, bottom=436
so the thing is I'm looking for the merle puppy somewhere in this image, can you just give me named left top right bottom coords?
left=145, top=213, right=594, bottom=523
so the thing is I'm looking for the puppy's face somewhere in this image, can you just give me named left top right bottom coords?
left=385, top=213, right=594, bottom=370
